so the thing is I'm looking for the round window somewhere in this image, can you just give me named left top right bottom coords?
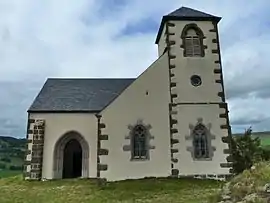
left=190, top=75, right=202, bottom=87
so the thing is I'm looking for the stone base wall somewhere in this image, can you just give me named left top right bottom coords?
left=24, top=118, right=45, bottom=180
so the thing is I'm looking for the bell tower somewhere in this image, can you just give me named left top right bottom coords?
left=156, top=7, right=232, bottom=177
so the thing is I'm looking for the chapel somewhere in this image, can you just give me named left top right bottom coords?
left=24, top=6, right=232, bottom=181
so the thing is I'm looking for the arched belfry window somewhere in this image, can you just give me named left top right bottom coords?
left=181, top=23, right=206, bottom=57
left=193, top=123, right=209, bottom=159
left=132, top=125, right=147, bottom=159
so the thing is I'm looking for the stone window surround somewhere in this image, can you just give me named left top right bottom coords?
left=123, top=119, right=155, bottom=161
left=190, top=75, right=202, bottom=87
left=180, top=23, right=207, bottom=57
left=186, top=118, right=216, bottom=161
left=132, top=124, right=148, bottom=160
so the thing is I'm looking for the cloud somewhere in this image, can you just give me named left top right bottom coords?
left=228, top=97, right=270, bottom=133
left=0, top=80, right=42, bottom=136
left=0, top=0, right=270, bottom=137
left=223, top=34, right=270, bottom=100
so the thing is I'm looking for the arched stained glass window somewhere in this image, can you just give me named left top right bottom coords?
left=132, top=125, right=147, bottom=159
left=193, top=123, right=209, bottom=159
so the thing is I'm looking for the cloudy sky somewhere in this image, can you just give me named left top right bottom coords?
left=0, top=0, right=270, bottom=138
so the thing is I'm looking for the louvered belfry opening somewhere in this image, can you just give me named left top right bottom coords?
left=184, top=29, right=202, bottom=57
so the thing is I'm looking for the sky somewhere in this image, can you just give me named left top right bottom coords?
left=0, top=0, right=270, bottom=138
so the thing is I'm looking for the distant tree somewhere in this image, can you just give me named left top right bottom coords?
left=9, top=165, right=23, bottom=171
left=0, top=157, right=11, bottom=163
left=0, top=163, right=6, bottom=169
left=0, top=136, right=26, bottom=164
left=231, top=127, right=264, bottom=174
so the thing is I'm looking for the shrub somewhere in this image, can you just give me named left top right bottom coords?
left=231, top=127, right=266, bottom=174
left=9, top=165, right=23, bottom=171
left=0, top=163, right=6, bottom=169
left=0, top=157, right=11, bottom=163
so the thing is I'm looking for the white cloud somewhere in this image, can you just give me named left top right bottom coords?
left=0, top=0, right=270, bottom=136
left=228, top=97, right=270, bottom=133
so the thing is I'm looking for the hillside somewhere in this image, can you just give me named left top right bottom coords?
left=0, top=176, right=223, bottom=203
left=213, top=162, right=270, bottom=202
left=234, top=131, right=270, bottom=148
left=0, top=136, right=26, bottom=177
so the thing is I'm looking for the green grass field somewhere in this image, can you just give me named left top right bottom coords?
left=0, top=176, right=223, bottom=203
left=0, top=170, right=22, bottom=178
left=260, top=138, right=270, bottom=146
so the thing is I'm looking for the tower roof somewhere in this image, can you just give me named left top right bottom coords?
left=155, top=7, right=221, bottom=44
left=167, top=7, right=220, bottom=19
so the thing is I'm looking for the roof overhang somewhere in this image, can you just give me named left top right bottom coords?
left=27, top=110, right=100, bottom=113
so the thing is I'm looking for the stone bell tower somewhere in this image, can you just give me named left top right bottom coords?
left=156, top=7, right=232, bottom=177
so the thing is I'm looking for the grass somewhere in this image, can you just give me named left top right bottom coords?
left=0, top=157, right=23, bottom=167
left=0, top=169, right=22, bottom=178
left=260, top=138, right=270, bottom=146
left=0, top=176, right=223, bottom=203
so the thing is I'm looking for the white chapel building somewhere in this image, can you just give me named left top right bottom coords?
left=24, top=6, right=232, bottom=181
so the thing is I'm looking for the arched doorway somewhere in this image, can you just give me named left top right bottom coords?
left=53, top=131, right=89, bottom=179
left=62, top=139, right=83, bottom=179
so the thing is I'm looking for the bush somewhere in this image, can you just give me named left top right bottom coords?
left=261, top=148, right=270, bottom=161
left=231, top=127, right=266, bottom=174
left=217, top=162, right=270, bottom=202
left=9, top=165, right=23, bottom=171
left=0, top=157, right=11, bottom=163
left=0, top=163, right=6, bottom=169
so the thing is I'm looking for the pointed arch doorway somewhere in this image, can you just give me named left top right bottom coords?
left=62, top=139, right=82, bottom=178
left=53, top=131, right=89, bottom=179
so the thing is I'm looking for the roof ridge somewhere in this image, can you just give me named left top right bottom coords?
left=167, top=6, right=219, bottom=18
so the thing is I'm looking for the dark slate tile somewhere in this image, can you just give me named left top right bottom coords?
left=167, top=7, right=219, bottom=18
left=28, top=78, right=135, bottom=112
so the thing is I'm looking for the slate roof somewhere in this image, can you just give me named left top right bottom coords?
left=28, top=78, right=135, bottom=113
left=167, top=7, right=220, bottom=19
left=155, top=7, right=221, bottom=44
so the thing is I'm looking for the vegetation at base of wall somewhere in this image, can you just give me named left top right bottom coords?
left=231, top=127, right=270, bottom=175
left=0, top=176, right=223, bottom=203
left=210, top=162, right=270, bottom=203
